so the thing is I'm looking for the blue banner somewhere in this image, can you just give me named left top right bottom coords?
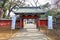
left=48, top=16, right=53, bottom=29
left=11, top=16, right=16, bottom=30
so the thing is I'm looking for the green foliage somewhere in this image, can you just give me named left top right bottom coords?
left=47, top=10, right=57, bottom=16
left=40, top=9, right=57, bottom=22
left=0, top=0, right=8, bottom=7
left=40, top=15, right=46, bottom=18
left=4, top=0, right=9, bottom=9
left=0, top=0, right=9, bottom=18
left=0, top=0, right=9, bottom=10
left=0, top=1, right=3, bottom=7
left=47, top=10, right=57, bottom=22
left=3, top=13, right=6, bottom=18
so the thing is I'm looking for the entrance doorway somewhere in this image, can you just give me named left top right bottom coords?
left=23, top=19, right=36, bottom=29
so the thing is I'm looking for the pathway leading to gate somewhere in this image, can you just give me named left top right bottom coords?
left=8, top=28, right=51, bottom=40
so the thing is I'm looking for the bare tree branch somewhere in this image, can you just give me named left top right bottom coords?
left=33, top=0, right=38, bottom=7
left=55, top=0, right=60, bottom=4
left=30, top=2, right=34, bottom=7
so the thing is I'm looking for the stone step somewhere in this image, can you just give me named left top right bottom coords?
left=24, top=24, right=36, bottom=29
left=26, top=29, right=38, bottom=32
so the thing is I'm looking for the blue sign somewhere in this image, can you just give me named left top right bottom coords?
left=48, top=16, right=53, bottom=29
left=11, top=16, right=16, bottom=30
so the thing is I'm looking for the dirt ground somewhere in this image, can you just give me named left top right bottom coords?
left=40, top=27, right=60, bottom=40
left=0, top=27, right=60, bottom=40
left=0, top=28, right=19, bottom=40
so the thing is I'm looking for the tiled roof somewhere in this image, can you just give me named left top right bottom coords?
left=13, top=7, right=48, bottom=14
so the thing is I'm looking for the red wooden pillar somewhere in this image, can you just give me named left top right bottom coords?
left=36, top=19, right=38, bottom=28
left=20, top=16, right=23, bottom=29
left=37, top=20, right=40, bottom=27
left=36, top=16, right=40, bottom=30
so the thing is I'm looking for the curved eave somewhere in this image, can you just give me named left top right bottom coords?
left=14, top=12, right=46, bottom=15
left=13, top=7, right=48, bottom=15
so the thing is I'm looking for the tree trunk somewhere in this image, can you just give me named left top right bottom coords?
left=0, top=8, right=4, bottom=19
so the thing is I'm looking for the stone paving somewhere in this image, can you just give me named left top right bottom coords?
left=8, top=29, right=51, bottom=40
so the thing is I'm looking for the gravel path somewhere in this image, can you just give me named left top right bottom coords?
left=9, top=29, right=51, bottom=40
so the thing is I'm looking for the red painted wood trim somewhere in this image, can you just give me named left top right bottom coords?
left=22, top=15, right=38, bottom=19
left=20, top=20, right=22, bottom=28
left=0, top=20, right=48, bottom=28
